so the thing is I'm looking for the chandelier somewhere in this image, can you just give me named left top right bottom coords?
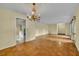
left=27, top=3, right=40, bottom=21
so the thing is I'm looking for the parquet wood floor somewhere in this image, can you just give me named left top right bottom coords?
left=0, top=34, right=78, bottom=56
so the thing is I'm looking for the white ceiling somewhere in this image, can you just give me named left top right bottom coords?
left=0, top=3, right=79, bottom=24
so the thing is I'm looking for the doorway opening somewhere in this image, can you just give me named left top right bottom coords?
left=16, top=18, right=26, bottom=43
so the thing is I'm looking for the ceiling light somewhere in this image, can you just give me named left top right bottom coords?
left=27, top=3, right=40, bottom=21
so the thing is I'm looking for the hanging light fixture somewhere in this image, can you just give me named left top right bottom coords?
left=27, top=3, right=40, bottom=21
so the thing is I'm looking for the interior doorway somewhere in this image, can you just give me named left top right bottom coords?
left=70, top=17, right=76, bottom=40
left=16, top=18, right=26, bottom=43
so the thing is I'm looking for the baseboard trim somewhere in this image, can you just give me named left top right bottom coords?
left=0, top=43, right=16, bottom=51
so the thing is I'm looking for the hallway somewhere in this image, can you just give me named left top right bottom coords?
left=0, top=34, right=78, bottom=56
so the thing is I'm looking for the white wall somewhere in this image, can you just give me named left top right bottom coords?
left=65, top=23, right=71, bottom=35
left=0, top=7, right=26, bottom=50
left=57, top=23, right=66, bottom=34
left=47, top=24, right=57, bottom=34
left=26, top=20, right=57, bottom=41
left=74, top=8, right=79, bottom=51
left=26, top=20, right=48, bottom=41
left=57, top=23, right=70, bottom=35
